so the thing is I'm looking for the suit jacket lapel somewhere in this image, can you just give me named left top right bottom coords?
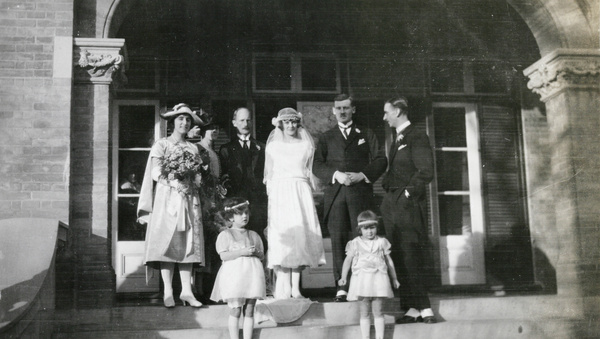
left=334, top=127, right=347, bottom=147
left=345, top=127, right=359, bottom=148
left=248, top=138, right=260, bottom=172
left=388, top=125, right=413, bottom=165
left=401, top=124, right=415, bottom=141
left=230, top=140, right=244, bottom=172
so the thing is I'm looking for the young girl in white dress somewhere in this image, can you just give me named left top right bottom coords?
left=338, top=210, right=400, bottom=339
left=264, top=107, right=326, bottom=299
left=211, top=197, right=266, bottom=339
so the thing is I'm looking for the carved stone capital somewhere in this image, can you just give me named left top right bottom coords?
left=524, top=49, right=600, bottom=102
left=73, top=38, right=127, bottom=86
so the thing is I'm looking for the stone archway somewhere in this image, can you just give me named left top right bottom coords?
left=506, top=0, right=600, bottom=306
left=508, top=0, right=599, bottom=54
left=78, top=1, right=600, bottom=316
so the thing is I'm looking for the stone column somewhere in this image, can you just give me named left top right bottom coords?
left=524, top=49, right=600, bottom=302
left=71, top=38, right=126, bottom=308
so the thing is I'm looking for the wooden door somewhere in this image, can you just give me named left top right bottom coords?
left=429, top=102, right=486, bottom=285
left=112, top=100, right=162, bottom=292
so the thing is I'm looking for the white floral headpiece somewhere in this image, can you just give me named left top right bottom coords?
left=224, top=200, right=250, bottom=211
left=358, top=220, right=378, bottom=227
left=272, top=107, right=302, bottom=127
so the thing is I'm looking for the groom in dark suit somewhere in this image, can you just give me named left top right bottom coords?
left=219, top=107, right=267, bottom=244
left=380, top=97, right=436, bottom=324
left=313, top=94, right=387, bottom=302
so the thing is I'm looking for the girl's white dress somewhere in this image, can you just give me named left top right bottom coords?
left=265, top=139, right=326, bottom=268
left=210, top=228, right=266, bottom=304
left=346, top=236, right=394, bottom=300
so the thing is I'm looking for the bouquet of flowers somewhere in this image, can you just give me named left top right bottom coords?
left=160, top=144, right=203, bottom=196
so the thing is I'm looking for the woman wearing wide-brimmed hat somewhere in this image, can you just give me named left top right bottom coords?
left=137, top=103, right=205, bottom=308
left=264, top=107, right=326, bottom=299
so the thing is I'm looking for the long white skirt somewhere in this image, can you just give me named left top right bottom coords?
left=267, top=178, right=326, bottom=268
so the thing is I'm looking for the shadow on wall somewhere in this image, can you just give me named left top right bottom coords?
left=486, top=223, right=556, bottom=294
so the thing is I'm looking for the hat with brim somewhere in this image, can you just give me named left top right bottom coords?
left=160, top=103, right=203, bottom=125
left=196, top=109, right=217, bottom=128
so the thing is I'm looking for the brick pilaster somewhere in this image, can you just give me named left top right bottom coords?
left=524, top=49, right=600, bottom=300
left=70, top=38, right=126, bottom=308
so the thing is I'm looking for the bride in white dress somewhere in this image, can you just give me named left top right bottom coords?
left=264, top=107, right=326, bottom=299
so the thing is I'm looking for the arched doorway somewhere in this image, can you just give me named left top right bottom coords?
left=106, top=0, right=541, bottom=294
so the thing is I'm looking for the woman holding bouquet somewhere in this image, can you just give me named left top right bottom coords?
left=137, top=103, right=205, bottom=308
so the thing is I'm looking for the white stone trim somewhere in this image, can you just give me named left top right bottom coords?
left=53, top=36, right=73, bottom=79
left=523, top=49, right=600, bottom=102
left=73, top=38, right=127, bottom=85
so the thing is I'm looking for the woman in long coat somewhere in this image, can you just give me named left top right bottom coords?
left=137, top=103, right=205, bottom=308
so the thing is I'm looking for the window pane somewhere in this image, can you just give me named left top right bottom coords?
left=430, top=61, right=464, bottom=93
left=436, top=151, right=469, bottom=191
left=254, top=57, right=291, bottom=91
left=119, top=106, right=156, bottom=148
left=118, top=198, right=146, bottom=241
left=301, top=58, right=338, bottom=91
left=119, top=150, right=149, bottom=194
left=433, top=107, right=466, bottom=148
left=439, top=195, right=471, bottom=236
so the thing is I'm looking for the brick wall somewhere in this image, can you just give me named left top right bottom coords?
left=521, top=104, right=557, bottom=292
left=0, top=1, right=73, bottom=221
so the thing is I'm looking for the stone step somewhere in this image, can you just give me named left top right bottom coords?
left=51, top=299, right=401, bottom=333
left=49, top=296, right=600, bottom=338
left=52, top=294, right=600, bottom=332
left=52, top=319, right=576, bottom=339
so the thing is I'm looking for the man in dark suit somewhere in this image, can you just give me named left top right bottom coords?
left=313, top=94, right=387, bottom=302
left=219, top=107, right=267, bottom=244
left=380, top=97, right=436, bottom=324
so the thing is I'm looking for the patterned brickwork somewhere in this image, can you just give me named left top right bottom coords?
left=0, top=1, right=73, bottom=221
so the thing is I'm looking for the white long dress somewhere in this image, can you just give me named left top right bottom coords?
left=265, top=139, right=326, bottom=269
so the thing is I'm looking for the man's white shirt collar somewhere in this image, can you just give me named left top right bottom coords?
left=238, top=134, right=250, bottom=147
left=338, top=121, right=353, bottom=129
left=396, top=121, right=411, bottom=135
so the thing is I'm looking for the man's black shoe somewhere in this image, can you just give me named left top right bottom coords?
left=333, top=294, right=347, bottom=302
left=422, top=316, right=437, bottom=324
left=395, top=315, right=422, bottom=324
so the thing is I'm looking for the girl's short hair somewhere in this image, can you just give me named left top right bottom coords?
left=216, top=197, right=250, bottom=231
left=356, top=209, right=379, bottom=233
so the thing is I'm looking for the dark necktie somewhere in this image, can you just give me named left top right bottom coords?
left=390, top=130, right=398, bottom=155
left=340, top=126, right=351, bottom=139
left=241, top=139, right=249, bottom=150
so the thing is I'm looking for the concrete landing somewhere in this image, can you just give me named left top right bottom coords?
left=49, top=296, right=600, bottom=338
left=52, top=319, right=587, bottom=339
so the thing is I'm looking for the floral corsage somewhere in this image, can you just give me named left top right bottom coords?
left=160, top=144, right=203, bottom=196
